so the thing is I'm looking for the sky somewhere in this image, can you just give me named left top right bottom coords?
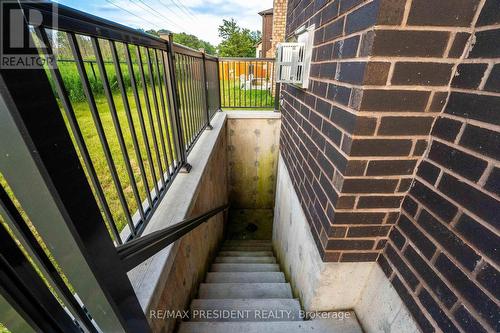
left=53, top=0, right=273, bottom=45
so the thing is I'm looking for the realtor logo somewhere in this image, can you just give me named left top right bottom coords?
left=0, top=1, right=58, bottom=69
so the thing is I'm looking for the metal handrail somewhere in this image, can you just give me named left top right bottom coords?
left=117, top=204, right=229, bottom=271
left=23, top=2, right=167, bottom=49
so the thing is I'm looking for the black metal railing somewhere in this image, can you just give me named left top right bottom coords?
left=219, top=57, right=276, bottom=109
left=172, top=44, right=217, bottom=151
left=8, top=3, right=223, bottom=244
left=0, top=2, right=226, bottom=332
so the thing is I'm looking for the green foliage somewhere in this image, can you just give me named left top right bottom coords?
left=173, top=32, right=216, bottom=55
left=142, top=29, right=216, bottom=55
left=217, top=18, right=261, bottom=57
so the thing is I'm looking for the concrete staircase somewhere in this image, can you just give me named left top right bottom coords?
left=178, top=240, right=363, bottom=333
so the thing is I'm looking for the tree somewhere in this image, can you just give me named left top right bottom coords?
left=142, top=29, right=216, bottom=55
left=217, top=18, right=261, bottom=57
left=173, top=33, right=216, bottom=55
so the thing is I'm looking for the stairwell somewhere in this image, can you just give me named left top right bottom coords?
left=178, top=240, right=363, bottom=333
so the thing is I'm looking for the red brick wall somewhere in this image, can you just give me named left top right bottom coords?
left=280, top=0, right=499, bottom=331
left=262, top=13, right=274, bottom=57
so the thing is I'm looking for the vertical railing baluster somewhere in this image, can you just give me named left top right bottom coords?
left=165, top=34, right=191, bottom=172
left=221, top=61, right=225, bottom=108
left=189, top=57, right=199, bottom=136
left=174, top=55, right=187, bottom=148
left=201, top=52, right=212, bottom=129
left=146, top=48, right=170, bottom=183
left=92, top=37, right=145, bottom=236
left=136, top=46, right=166, bottom=190
left=196, top=58, right=204, bottom=132
left=260, top=61, right=264, bottom=107
left=159, top=50, right=179, bottom=168
left=226, top=61, right=230, bottom=108
left=180, top=55, right=193, bottom=147
left=124, top=44, right=160, bottom=200
left=68, top=33, right=133, bottom=237
left=238, top=61, right=241, bottom=107
left=154, top=49, right=175, bottom=176
left=186, top=56, right=198, bottom=136
left=110, top=41, right=154, bottom=214
left=245, top=60, right=248, bottom=107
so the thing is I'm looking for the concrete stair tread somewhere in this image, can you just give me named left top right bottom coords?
left=224, top=240, right=272, bottom=245
left=211, top=263, right=280, bottom=272
left=190, top=299, right=301, bottom=322
left=221, top=246, right=273, bottom=251
left=178, top=315, right=363, bottom=333
left=215, top=256, right=276, bottom=263
left=198, top=283, right=293, bottom=299
left=206, top=272, right=285, bottom=283
left=218, top=251, right=274, bottom=257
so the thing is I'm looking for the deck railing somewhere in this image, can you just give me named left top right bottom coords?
left=0, top=2, right=281, bottom=332
left=219, top=57, right=277, bottom=109
left=0, top=2, right=227, bottom=332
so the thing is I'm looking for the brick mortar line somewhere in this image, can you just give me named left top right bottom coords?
left=288, top=84, right=448, bottom=119
left=341, top=174, right=419, bottom=180
left=402, top=7, right=480, bottom=236
left=478, top=63, right=494, bottom=90
left=383, top=252, right=442, bottom=330
left=401, top=0, right=413, bottom=27
left=443, top=32, right=457, bottom=58
left=282, top=118, right=344, bottom=196
left=474, top=23, right=500, bottom=31
left=375, top=25, right=474, bottom=33
left=293, top=0, right=376, bottom=38
left=384, top=238, right=474, bottom=333
left=471, top=0, right=488, bottom=28
left=311, top=76, right=452, bottom=91
left=397, top=210, right=500, bottom=327
left=438, top=113, right=500, bottom=133
left=432, top=136, right=500, bottom=171
left=313, top=26, right=374, bottom=49
left=282, top=91, right=351, bottom=150
left=416, top=172, right=499, bottom=235
left=406, top=184, right=500, bottom=267
left=312, top=57, right=500, bottom=64
left=478, top=163, right=495, bottom=187
left=293, top=84, right=442, bottom=121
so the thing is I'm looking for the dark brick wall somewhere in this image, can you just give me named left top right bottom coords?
left=280, top=0, right=477, bottom=262
left=379, top=1, right=500, bottom=332
left=280, top=0, right=499, bottom=331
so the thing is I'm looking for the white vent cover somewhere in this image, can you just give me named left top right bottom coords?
left=276, top=43, right=306, bottom=84
left=275, top=24, right=315, bottom=89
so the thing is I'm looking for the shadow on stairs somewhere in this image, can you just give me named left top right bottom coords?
left=177, top=240, right=363, bottom=333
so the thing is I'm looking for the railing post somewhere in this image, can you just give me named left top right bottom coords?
left=164, top=34, right=192, bottom=173
left=215, top=58, right=222, bottom=112
left=201, top=51, right=213, bottom=130
left=274, top=82, right=281, bottom=112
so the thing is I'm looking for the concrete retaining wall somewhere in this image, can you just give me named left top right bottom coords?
left=273, top=154, right=419, bottom=332
left=128, top=113, right=228, bottom=333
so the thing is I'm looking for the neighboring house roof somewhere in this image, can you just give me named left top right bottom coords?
left=258, top=8, right=273, bottom=16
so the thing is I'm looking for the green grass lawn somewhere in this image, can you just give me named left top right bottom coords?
left=220, top=79, right=275, bottom=108
left=68, top=90, right=177, bottom=235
